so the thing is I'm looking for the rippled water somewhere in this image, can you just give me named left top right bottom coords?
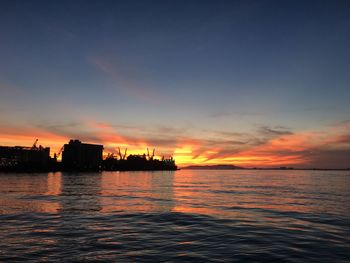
left=0, top=170, right=350, bottom=262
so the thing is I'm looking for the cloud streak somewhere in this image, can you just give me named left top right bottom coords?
left=88, top=55, right=165, bottom=104
left=1, top=120, right=350, bottom=168
left=258, top=125, right=293, bottom=137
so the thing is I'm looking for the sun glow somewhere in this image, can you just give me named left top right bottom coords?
left=1, top=120, right=350, bottom=168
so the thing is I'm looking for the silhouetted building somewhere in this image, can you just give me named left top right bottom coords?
left=62, top=140, right=103, bottom=171
left=0, top=145, right=50, bottom=170
left=103, top=153, right=177, bottom=171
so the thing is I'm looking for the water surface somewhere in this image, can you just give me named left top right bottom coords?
left=0, top=170, right=349, bottom=262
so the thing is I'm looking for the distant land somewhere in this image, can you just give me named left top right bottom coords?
left=182, top=164, right=244, bottom=170
left=181, top=165, right=350, bottom=171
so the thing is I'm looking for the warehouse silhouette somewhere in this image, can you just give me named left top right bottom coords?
left=0, top=139, right=177, bottom=172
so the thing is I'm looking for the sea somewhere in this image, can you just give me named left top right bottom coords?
left=0, top=170, right=349, bottom=262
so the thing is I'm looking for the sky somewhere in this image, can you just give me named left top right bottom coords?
left=1, top=0, right=350, bottom=168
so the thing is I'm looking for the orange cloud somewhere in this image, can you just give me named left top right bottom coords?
left=1, top=120, right=350, bottom=168
left=0, top=125, right=67, bottom=155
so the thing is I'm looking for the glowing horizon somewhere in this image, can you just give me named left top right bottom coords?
left=1, top=118, right=349, bottom=168
left=1, top=1, right=350, bottom=169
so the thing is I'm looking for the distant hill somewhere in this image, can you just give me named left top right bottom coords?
left=182, top=164, right=244, bottom=170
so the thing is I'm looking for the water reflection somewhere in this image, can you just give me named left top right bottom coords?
left=0, top=170, right=349, bottom=218
left=59, top=173, right=102, bottom=214
left=0, top=171, right=176, bottom=214
left=100, top=171, right=175, bottom=213
left=0, top=172, right=62, bottom=213
left=45, top=173, right=62, bottom=196
left=172, top=170, right=350, bottom=219
left=1, top=170, right=349, bottom=263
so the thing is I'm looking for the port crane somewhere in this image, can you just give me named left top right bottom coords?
left=118, top=147, right=127, bottom=160
left=147, top=148, right=155, bottom=160
left=106, top=153, right=115, bottom=159
left=31, top=139, right=39, bottom=150
left=54, top=146, right=64, bottom=160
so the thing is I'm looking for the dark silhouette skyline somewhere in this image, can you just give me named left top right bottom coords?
left=0, top=139, right=177, bottom=172
left=1, top=0, right=350, bottom=168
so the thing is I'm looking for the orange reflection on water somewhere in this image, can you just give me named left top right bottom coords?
left=169, top=170, right=339, bottom=222
left=99, top=171, right=175, bottom=213
left=45, top=172, right=62, bottom=196
left=171, top=171, right=236, bottom=217
left=1, top=170, right=347, bottom=223
left=0, top=173, right=62, bottom=214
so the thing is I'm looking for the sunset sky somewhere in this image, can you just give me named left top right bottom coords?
left=1, top=0, right=350, bottom=168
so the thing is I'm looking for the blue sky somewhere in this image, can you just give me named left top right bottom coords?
left=1, top=0, right=350, bottom=167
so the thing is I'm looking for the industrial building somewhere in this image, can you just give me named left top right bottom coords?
left=1, top=139, right=176, bottom=172
left=0, top=140, right=51, bottom=170
left=62, top=139, right=103, bottom=171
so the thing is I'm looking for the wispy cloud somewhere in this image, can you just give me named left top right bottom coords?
left=1, top=118, right=350, bottom=168
left=258, top=125, right=293, bottom=137
left=208, top=111, right=261, bottom=119
left=88, top=55, right=165, bottom=104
